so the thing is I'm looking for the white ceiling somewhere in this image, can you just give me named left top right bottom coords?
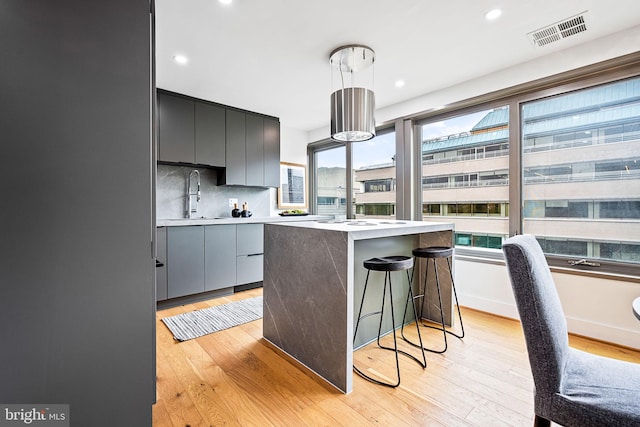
left=155, top=0, right=640, bottom=132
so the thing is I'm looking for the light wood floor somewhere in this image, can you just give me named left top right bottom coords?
left=153, top=288, right=640, bottom=427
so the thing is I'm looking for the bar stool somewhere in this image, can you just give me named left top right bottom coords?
left=402, top=246, right=464, bottom=353
left=353, top=255, right=427, bottom=388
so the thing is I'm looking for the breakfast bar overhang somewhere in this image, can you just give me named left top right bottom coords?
left=262, top=219, right=455, bottom=393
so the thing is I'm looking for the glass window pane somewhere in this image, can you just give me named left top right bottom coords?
left=353, top=131, right=396, bottom=219
left=420, top=107, right=509, bottom=250
left=315, top=146, right=346, bottom=219
left=521, top=77, right=640, bottom=264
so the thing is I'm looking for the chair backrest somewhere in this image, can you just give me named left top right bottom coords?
left=502, top=234, right=569, bottom=397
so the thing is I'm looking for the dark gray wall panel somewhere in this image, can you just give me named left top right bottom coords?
left=0, top=1, right=154, bottom=425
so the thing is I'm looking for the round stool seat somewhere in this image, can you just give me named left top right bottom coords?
left=412, top=246, right=453, bottom=259
left=363, top=255, right=413, bottom=272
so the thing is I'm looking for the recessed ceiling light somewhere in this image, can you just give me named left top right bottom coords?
left=484, top=9, right=502, bottom=21
left=173, top=54, right=188, bottom=65
left=218, top=0, right=233, bottom=5
left=395, top=80, right=405, bottom=88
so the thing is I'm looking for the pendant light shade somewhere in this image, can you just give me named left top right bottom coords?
left=330, top=45, right=376, bottom=142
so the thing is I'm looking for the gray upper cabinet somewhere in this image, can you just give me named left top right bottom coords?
left=159, top=90, right=280, bottom=187
left=204, top=224, right=237, bottom=291
left=225, top=109, right=247, bottom=185
left=158, top=90, right=226, bottom=167
left=195, top=102, right=225, bottom=167
left=158, top=92, right=194, bottom=163
left=246, top=114, right=265, bottom=186
left=224, top=111, right=280, bottom=187
left=264, top=117, right=281, bottom=187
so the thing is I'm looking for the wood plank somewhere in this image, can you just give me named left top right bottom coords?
left=154, top=290, right=640, bottom=427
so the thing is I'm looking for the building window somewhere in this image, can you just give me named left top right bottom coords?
left=364, top=179, right=393, bottom=192
left=356, top=203, right=395, bottom=216
left=522, top=77, right=640, bottom=264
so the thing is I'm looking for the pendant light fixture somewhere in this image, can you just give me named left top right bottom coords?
left=330, top=45, right=376, bottom=142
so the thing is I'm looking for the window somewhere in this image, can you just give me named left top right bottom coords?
left=353, top=130, right=396, bottom=219
left=419, top=107, right=510, bottom=250
left=314, top=146, right=346, bottom=218
left=522, top=78, right=640, bottom=264
left=310, top=129, right=395, bottom=220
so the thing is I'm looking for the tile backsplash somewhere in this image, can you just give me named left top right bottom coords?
left=156, top=164, right=276, bottom=219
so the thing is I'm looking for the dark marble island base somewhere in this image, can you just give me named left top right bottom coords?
left=263, top=219, right=454, bottom=393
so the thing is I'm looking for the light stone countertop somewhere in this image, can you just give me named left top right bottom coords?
left=267, top=218, right=454, bottom=240
left=156, top=215, right=328, bottom=227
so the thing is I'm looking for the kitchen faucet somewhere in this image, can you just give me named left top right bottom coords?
left=187, top=169, right=201, bottom=218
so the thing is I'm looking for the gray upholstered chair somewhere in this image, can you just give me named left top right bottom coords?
left=502, top=234, right=640, bottom=427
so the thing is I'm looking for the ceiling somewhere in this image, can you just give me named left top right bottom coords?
left=155, top=0, right=640, bottom=133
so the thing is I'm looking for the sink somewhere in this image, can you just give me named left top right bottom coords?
left=190, top=216, right=226, bottom=220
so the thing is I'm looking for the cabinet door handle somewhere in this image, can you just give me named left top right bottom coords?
left=246, top=253, right=263, bottom=257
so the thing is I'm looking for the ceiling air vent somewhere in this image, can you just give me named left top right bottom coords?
left=527, top=11, right=589, bottom=47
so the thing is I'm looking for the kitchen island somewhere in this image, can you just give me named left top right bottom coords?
left=263, top=219, right=454, bottom=393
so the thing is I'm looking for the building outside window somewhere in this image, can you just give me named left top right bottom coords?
left=521, top=77, right=640, bottom=263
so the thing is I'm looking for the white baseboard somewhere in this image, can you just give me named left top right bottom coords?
left=459, top=293, right=519, bottom=320
left=566, top=316, right=640, bottom=350
left=460, top=293, right=640, bottom=350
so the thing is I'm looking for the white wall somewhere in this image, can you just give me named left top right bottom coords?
left=456, top=258, right=640, bottom=349
left=280, top=125, right=308, bottom=165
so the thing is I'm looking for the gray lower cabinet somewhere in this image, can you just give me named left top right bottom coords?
left=204, top=224, right=237, bottom=291
left=163, top=224, right=263, bottom=300
left=156, top=227, right=168, bottom=301
left=167, top=226, right=205, bottom=299
left=237, top=224, right=264, bottom=284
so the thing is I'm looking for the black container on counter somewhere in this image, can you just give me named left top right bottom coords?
left=241, top=201, right=252, bottom=217
left=231, top=202, right=241, bottom=218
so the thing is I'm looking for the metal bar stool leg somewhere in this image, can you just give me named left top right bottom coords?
left=402, top=247, right=465, bottom=353
left=354, top=255, right=426, bottom=388
left=402, top=257, right=448, bottom=353
left=353, top=270, right=401, bottom=387
left=446, top=257, right=465, bottom=339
